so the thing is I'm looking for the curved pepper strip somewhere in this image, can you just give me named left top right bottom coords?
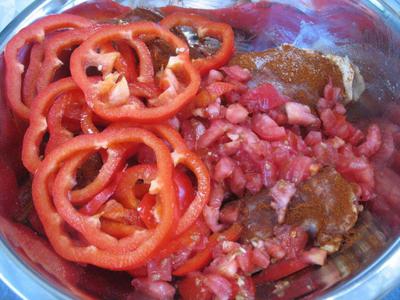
left=22, top=43, right=44, bottom=108
left=106, top=122, right=210, bottom=236
left=22, top=78, right=81, bottom=173
left=160, top=12, right=235, bottom=76
left=100, top=219, right=140, bottom=239
left=4, top=14, right=93, bottom=120
left=45, top=90, right=86, bottom=153
left=79, top=176, right=121, bottom=216
left=53, top=149, right=149, bottom=252
left=37, top=26, right=138, bottom=94
left=22, top=77, right=125, bottom=205
left=114, top=164, right=157, bottom=209
left=172, top=223, right=242, bottom=276
left=70, top=22, right=200, bottom=123
left=32, top=127, right=177, bottom=269
left=148, top=124, right=211, bottom=235
left=36, top=27, right=97, bottom=93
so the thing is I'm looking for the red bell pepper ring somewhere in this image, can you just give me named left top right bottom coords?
left=4, top=14, right=93, bottom=120
left=22, top=43, right=44, bottom=108
left=80, top=176, right=120, bottom=216
left=160, top=12, right=235, bottom=76
left=22, top=78, right=86, bottom=173
left=22, top=78, right=80, bottom=173
left=36, top=26, right=138, bottom=94
left=114, top=164, right=158, bottom=209
left=100, top=219, right=140, bottom=239
left=22, top=78, right=126, bottom=205
left=138, top=168, right=196, bottom=229
left=70, top=22, right=200, bottom=123
left=45, top=89, right=86, bottom=154
left=148, top=124, right=211, bottom=235
left=36, top=27, right=96, bottom=93
left=173, top=223, right=242, bottom=276
left=53, top=151, right=150, bottom=251
left=32, top=127, right=177, bottom=269
left=138, top=193, right=159, bottom=229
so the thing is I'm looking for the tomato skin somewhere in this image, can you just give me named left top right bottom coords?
left=160, top=13, right=235, bottom=76
left=178, top=273, right=213, bottom=300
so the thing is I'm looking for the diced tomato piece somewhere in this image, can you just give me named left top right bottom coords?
left=220, top=65, right=251, bottom=82
left=274, top=226, right=308, bottom=259
left=131, top=278, right=175, bottom=300
left=178, top=273, right=213, bottom=300
left=251, top=113, right=286, bottom=141
left=214, top=156, right=236, bottom=182
left=305, top=131, right=322, bottom=146
left=270, top=181, right=296, bottom=223
left=225, top=103, right=248, bottom=124
left=204, top=273, right=233, bottom=300
left=219, top=201, right=240, bottom=224
left=197, top=120, right=231, bottom=149
left=240, top=83, right=287, bottom=112
left=356, top=124, right=382, bottom=157
left=147, top=258, right=172, bottom=282
left=285, top=102, right=320, bottom=127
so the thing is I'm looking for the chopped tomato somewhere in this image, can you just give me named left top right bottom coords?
left=240, top=83, right=287, bottom=112
left=178, top=273, right=213, bottom=300
left=173, top=223, right=242, bottom=276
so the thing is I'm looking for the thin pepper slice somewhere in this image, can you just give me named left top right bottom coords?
left=160, top=12, right=235, bottom=76
left=172, top=223, right=242, bottom=276
left=4, top=14, right=93, bottom=120
left=22, top=78, right=124, bottom=205
left=148, top=124, right=211, bottom=235
left=32, top=127, right=177, bottom=269
left=70, top=22, right=200, bottom=123
left=22, top=43, right=44, bottom=108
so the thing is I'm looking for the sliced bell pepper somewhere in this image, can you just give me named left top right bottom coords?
left=22, top=77, right=125, bottom=205
left=32, top=126, right=177, bottom=269
left=160, top=12, right=235, bottom=76
left=22, top=77, right=80, bottom=173
left=22, top=43, right=44, bottom=108
left=148, top=124, right=211, bottom=235
left=4, top=14, right=93, bottom=120
left=45, top=89, right=86, bottom=153
left=70, top=22, right=200, bottom=123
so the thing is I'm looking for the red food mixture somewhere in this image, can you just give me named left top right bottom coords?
left=0, top=1, right=396, bottom=300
